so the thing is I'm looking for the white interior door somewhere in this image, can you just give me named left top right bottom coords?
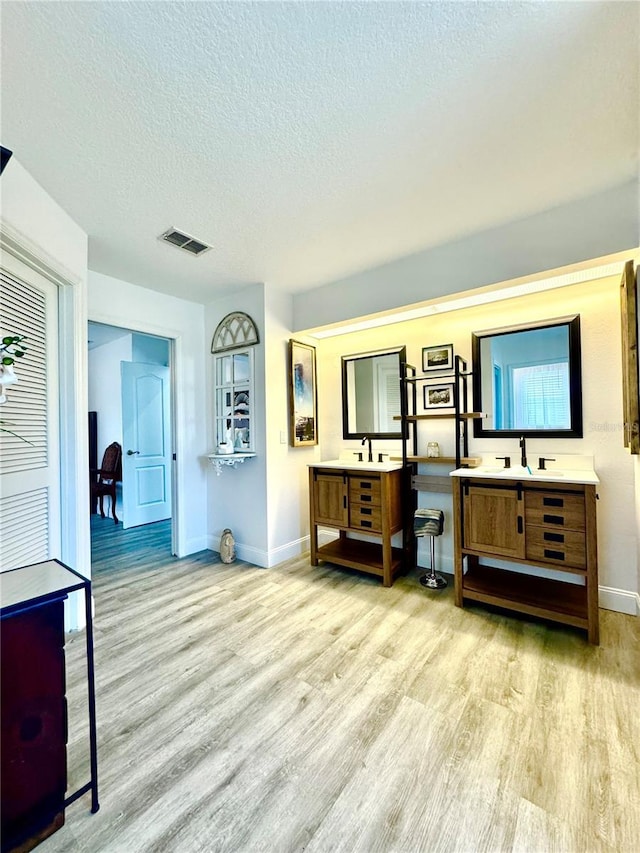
left=121, top=361, right=172, bottom=529
left=0, top=262, right=60, bottom=569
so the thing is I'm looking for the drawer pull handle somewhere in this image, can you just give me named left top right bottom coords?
left=544, top=549, right=565, bottom=560
left=543, top=514, right=564, bottom=525
left=361, top=520, right=372, bottom=528
left=517, top=515, right=523, bottom=534
left=543, top=496, right=564, bottom=507
left=360, top=507, right=372, bottom=516
left=360, top=494, right=372, bottom=502
left=544, top=531, right=564, bottom=543
left=359, top=481, right=372, bottom=489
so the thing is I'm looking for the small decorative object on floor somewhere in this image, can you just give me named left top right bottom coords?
left=415, top=508, right=447, bottom=589
left=427, top=441, right=440, bottom=457
left=220, top=528, right=236, bottom=563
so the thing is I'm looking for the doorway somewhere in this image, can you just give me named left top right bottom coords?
left=87, top=322, right=175, bottom=555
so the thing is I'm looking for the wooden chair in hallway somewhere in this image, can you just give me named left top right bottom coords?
left=91, top=442, right=122, bottom=524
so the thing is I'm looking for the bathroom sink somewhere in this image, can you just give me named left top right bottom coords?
left=309, top=458, right=403, bottom=473
left=451, top=466, right=598, bottom=484
left=474, top=466, right=564, bottom=478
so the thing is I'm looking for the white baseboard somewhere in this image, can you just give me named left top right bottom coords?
left=266, top=536, right=309, bottom=567
left=207, top=533, right=268, bottom=568
left=599, top=586, right=639, bottom=616
left=207, top=534, right=310, bottom=568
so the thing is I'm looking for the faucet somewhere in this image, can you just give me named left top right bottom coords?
left=361, top=436, right=373, bottom=463
left=519, top=435, right=527, bottom=468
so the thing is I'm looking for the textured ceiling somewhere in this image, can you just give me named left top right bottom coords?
left=1, top=1, right=638, bottom=304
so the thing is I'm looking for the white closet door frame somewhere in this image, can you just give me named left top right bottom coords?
left=0, top=256, right=60, bottom=567
left=1, top=221, right=89, bottom=630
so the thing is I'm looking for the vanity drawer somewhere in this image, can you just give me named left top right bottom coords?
left=526, top=526, right=586, bottom=569
left=525, top=492, right=585, bottom=531
left=349, top=477, right=381, bottom=506
left=349, top=504, right=382, bottom=532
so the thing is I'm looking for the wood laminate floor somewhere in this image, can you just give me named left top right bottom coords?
left=43, top=516, right=640, bottom=852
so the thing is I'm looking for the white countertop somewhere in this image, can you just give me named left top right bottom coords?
left=450, top=465, right=599, bottom=485
left=308, top=458, right=403, bottom=473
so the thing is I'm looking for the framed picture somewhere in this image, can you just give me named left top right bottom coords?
left=424, top=383, right=455, bottom=410
left=422, top=343, right=453, bottom=372
left=288, top=340, right=318, bottom=447
left=620, top=260, right=639, bottom=453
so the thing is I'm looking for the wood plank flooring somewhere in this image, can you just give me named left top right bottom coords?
left=42, top=515, right=640, bottom=852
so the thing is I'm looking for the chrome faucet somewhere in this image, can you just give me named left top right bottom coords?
left=361, top=436, right=373, bottom=462
left=519, top=435, right=527, bottom=468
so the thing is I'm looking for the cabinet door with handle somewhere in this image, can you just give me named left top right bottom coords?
left=313, top=471, right=348, bottom=527
left=463, top=484, right=525, bottom=558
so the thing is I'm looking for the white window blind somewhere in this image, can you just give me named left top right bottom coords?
left=0, top=267, right=57, bottom=570
left=511, top=362, right=570, bottom=430
left=0, top=488, right=49, bottom=568
left=0, top=270, right=48, bottom=473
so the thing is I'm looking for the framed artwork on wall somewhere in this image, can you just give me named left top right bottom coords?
left=620, top=260, right=639, bottom=453
left=422, top=343, right=453, bottom=372
left=288, top=340, right=318, bottom=447
left=424, top=383, right=455, bottom=410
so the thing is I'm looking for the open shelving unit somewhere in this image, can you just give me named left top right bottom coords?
left=394, top=354, right=484, bottom=479
left=393, top=354, right=485, bottom=568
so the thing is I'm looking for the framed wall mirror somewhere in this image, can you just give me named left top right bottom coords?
left=342, top=346, right=406, bottom=439
left=472, top=315, right=583, bottom=438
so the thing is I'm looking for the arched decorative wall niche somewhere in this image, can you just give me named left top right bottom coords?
left=211, top=311, right=259, bottom=353
left=209, top=311, right=259, bottom=473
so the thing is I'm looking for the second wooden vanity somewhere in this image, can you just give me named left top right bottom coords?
left=451, top=470, right=599, bottom=643
left=309, top=462, right=404, bottom=586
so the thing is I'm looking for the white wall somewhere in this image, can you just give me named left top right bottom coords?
left=293, top=181, right=639, bottom=330
left=1, top=157, right=89, bottom=628
left=132, top=333, right=169, bottom=365
left=1, top=158, right=88, bottom=282
left=315, top=274, right=637, bottom=614
left=88, top=271, right=207, bottom=557
left=264, top=288, right=321, bottom=564
left=206, top=284, right=269, bottom=564
left=88, top=333, right=132, bottom=458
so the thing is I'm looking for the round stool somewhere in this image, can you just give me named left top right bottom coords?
left=414, top=508, right=446, bottom=589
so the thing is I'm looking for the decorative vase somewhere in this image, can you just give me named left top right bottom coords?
left=219, top=528, right=236, bottom=563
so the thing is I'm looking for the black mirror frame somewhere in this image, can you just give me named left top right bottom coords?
left=472, top=315, right=583, bottom=439
left=341, top=346, right=407, bottom=440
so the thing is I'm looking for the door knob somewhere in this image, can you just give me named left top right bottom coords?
left=127, top=449, right=140, bottom=456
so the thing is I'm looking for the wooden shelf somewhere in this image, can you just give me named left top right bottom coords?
left=461, top=563, right=588, bottom=630
left=394, top=412, right=484, bottom=421
left=317, top=537, right=403, bottom=578
left=404, top=371, right=472, bottom=382
left=398, top=455, right=481, bottom=466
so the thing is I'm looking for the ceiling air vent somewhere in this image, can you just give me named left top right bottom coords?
left=159, top=228, right=211, bottom=256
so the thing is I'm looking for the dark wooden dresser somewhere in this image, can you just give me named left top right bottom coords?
left=1, top=560, right=99, bottom=852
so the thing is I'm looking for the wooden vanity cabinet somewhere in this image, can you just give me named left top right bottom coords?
left=309, top=466, right=404, bottom=586
left=453, top=477, right=599, bottom=643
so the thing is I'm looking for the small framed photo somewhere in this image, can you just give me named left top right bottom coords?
left=422, top=343, right=453, bottom=372
left=424, top=383, right=455, bottom=409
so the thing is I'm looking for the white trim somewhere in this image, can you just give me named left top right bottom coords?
left=598, top=586, right=639, bottom=616
left=0, top=219, right=83, bottom=290
left=209, top=533, right=268, bottom=567
left=266, top=535, right=309, bottom=567
left=88, top=310, right=183, bottom=557
left=1, top=221, right=89, bottom=629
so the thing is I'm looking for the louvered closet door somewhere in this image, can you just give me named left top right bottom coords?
left=0, top=264, right=60, bottom=570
